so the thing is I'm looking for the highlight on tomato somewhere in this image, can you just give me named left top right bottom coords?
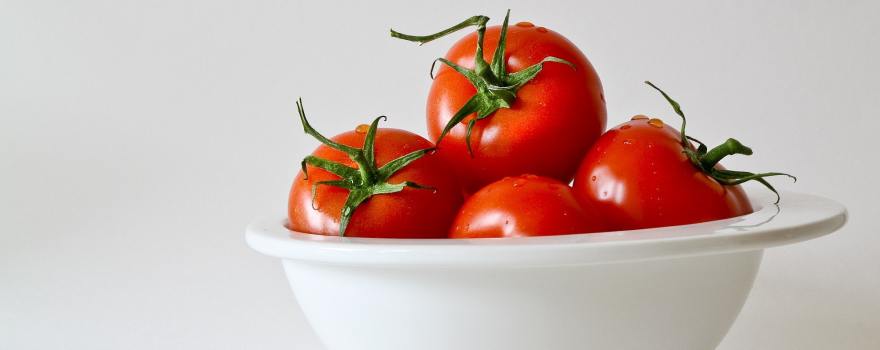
left=391, top=10, right=606, bottom=193
left=572, top=82, right=796, bottom=231
left=288, top=99, right=463, bottom=238
left=450, top=174, right=607, bottom=238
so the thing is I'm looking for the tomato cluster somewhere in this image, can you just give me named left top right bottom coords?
left=288, top=12, right=794, bottom=239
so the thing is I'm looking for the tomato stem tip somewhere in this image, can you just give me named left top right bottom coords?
left=295, top=99, right=434, bottom=236
left=392, top=10, right=575, bottom=156
left=643, top=81, right=796, bottom=203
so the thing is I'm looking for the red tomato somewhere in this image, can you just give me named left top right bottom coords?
left=572, top=82, right=794, bottom=230
left=572, top=116, right=754, bottom=230
left=288, top=101, right=463, bottom=238
left=450, top=175, right=607, bottom=238
left=393, top=13, right=606, bottom=193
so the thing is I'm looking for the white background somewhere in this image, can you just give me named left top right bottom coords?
left=2, top=0, right=878, bottom=349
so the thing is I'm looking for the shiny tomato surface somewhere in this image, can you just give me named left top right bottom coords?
left=428, top=22, right=606, bottom=193
left=450, top=175, right=606, bottom=238
left=572, top=117, right=753, bottom=230
left=289, top=128, right=463, bottom=238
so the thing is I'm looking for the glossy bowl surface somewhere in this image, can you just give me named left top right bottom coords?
left=246, top=192, right=846, bottom=350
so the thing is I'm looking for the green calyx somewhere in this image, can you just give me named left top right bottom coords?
left=296, top=98, right=434, bottom=236
left=391, top=10, right=575, bottom=155
left=644, top=81, right=796, bottom=203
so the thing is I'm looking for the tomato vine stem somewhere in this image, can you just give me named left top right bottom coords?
left=644, top=81, right=796, bottom=203
left=296, top=98, right=433, bottom=236
left=391, top=10, right=575, bottom=155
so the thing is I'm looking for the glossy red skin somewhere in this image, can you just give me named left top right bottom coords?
left=428, top=23, right=606, bottom=193
left=450, top=175, right=607, bottom=238
left=288, top=128, right=463, bottom=238
left=572, top=118, right=754, bottom=231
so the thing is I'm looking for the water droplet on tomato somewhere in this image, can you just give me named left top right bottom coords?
left=591, top=175, right=597, bottom=182
left=431, top=189, right=438, bottom=194
left=648, top=118, right=664, bottom=128
left=512, top=180, right=525, bottom=187
left=516, top=21, right=534, bottom=27
left=623, top=139, right=633, bottom=145
left=620, top=125, right=631, bottom=130
left=536, top=26, right=548, bottom=33
left=631, top=115, right=649, bottom=120
left=355, top=124, right=369, bottom=133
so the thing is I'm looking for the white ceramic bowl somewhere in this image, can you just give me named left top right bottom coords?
left=246, top=191, right=846, bottom=350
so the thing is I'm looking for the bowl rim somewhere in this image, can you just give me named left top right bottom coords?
left=245, top=191, right=847, bottom=267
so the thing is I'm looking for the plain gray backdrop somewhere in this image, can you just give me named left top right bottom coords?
left=2, top=0, right=878, bottom=349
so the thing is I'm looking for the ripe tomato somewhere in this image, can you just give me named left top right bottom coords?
left=288, top=100, right=463, bottom=238
left=572, top=82, right=793, bottom=230
left=450, top=175, right=606, bottom=238
left=572, top=116, right=753, bottom=230
left=392, top=13, right=606, bottom=193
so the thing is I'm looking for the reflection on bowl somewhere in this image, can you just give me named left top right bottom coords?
left=246, top=192, right=846, bottom=350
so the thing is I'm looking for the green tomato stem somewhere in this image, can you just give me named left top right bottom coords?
left=295, top=98, right=432, bottom=236
left=390, top=15, right=488, bottom=45
left=391, top=10, right=573, bottom=155
left=700, top=138, right=753, bottom=170
left=644, top=81, right=796, bottom=203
